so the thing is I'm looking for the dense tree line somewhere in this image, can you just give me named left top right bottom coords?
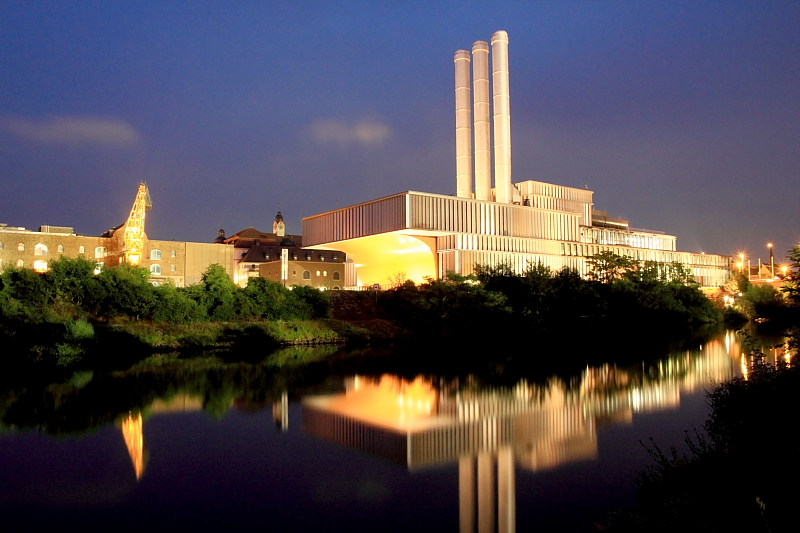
left=373, top=251, right=723, bottom=339
left=0, top=258, right=330, bottom=325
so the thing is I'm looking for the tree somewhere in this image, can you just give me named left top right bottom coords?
left=781, top=245, right=800, bottom=306
left=587, top=251, right=637, bottom=283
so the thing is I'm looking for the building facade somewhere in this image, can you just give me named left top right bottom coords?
left=302, top=31, right=731, bottom=289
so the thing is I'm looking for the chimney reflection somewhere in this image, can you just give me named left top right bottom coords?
left=302, top=337, right=741, bottom=532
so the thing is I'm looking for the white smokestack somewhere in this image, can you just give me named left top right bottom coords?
left=472, top=40, right=492, bottom=201
left=491, top=30, right=511, bottom=204
left=454, top=50, right=473, bottom=199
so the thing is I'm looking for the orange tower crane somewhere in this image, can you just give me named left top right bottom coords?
left=123, top=183, right=152, bottom=265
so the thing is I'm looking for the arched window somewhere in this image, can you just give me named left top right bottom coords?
left=16, top=259, right=24, bottom=267
left=79, top=246, right=85, bottom=254
left=170, top=250, right=176, bottom=258
left=302, top=271, right=310, bottom=280
left=332, top=272, right=340, bottom=281
left=323, top=270, right=327, bottom=277
left=333, top=286, right=340, bottom=290
left=316, top=270, right=321, bottom=277
left=34, top=243, right=48, bottom=256
left=150, top=264, right=162, bottom=275
left=150, top=249, right=162, bottom=260
left=17, top=243, right=24, bottom=252
left=170, top=264, right=176, bottom=272
left=57, top=245, right=64, bottom=253
left=95, top=246, right=106, bottom=258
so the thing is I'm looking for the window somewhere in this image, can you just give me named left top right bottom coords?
left=95, top=246, right=106, bottom=258
left=316, top=270, right=320, bottom=277
left=333, top=286, right=340, bottom=290
left=79, top=246, right=85, bottom=254
left=57, top=245, right=64, bottom=253
left=0, top=242, right=4, bottom=250
left=332, top=272, right=340, bottom=281
left=302, top=271, right=310, bottom=280
left=17, top=243, right=24, bottom=252
left=150, top=249, right=162, bottom=260
left=323, top=270, right=327, bottom=277
left=94, top=263, right=104, bottom=274
left=292, top=270, right=297, bottom=276
left=150, top=264, right=162, bottom=275
left=170, top=264, right=176, bottom=272
left=170, top=250, right=176, bottom=258
left=16, top=259, right=24, bottom=267
left=34, top=243, right=48, bottom=256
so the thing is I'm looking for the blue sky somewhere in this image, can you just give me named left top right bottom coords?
left=1, top=1, right=798, bottom=263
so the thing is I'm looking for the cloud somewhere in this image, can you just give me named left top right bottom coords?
left=310, top=119, right=391, bottom=146
left=2, top=116, right=141, bottom=147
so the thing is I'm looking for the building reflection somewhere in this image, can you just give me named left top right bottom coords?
left=301, top=336, right=742, bottom=533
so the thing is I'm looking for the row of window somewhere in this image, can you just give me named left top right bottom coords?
left=1, top=243, right=176, bottom=260
left=149, top=264, right=177, bottom=275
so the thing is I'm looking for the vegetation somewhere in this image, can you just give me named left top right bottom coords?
left=600, top=330, right=799, bottom=532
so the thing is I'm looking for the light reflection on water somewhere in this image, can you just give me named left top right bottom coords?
left=0, top=329, right=782, bottom=532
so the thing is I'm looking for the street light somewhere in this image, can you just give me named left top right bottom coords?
left=767, top=242, right=774, bottom=280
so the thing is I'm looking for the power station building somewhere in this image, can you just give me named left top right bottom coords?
left=302, top=31, right=731, bottom=289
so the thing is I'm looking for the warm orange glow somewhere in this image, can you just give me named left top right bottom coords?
left=123, top=183, right=152, bottom=266
left=120, top=412, right=145, bottom=480
left=305, top=232, right=438, bottom=287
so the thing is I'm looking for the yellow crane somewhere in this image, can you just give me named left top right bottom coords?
left=123, top=183, right=152, bottom=265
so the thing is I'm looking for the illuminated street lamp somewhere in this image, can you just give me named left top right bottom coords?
left=736, top=261, right=743, bottom=273
left=767, top=242, right=774, bottom=280
left=781, top=266, right=787, bottom=278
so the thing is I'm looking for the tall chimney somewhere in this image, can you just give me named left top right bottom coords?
left=454, top=50, right=473, bottom=199
left=491, top=30, right=511, bottom=204
left=472, top=41, right=492, bottom=201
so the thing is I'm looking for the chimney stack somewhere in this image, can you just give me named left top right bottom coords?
left=472, top=40, right=492, bottom=201
left=491, top=30, right=511, bottom=204
left=454, top=50, right=473, bottom=199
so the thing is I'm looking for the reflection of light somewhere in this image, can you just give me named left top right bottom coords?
left=120, top=412, right=145, bottom=480
left=393, top=246, right=431, bottom=254
left=741, top=355, right=749, bottom=380
left=631, top=389, right=641, bottom=412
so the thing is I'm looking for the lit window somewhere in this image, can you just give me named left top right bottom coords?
left=316, top=270, right=320, bottom=276
left=150, top=264, right=162, bottom=275
left=333, top=272, right=340, bottom=280
left=323, top=270, right=327, bottom=277
left=95, top=246, right=106, bottom=258
left=303, top=271, right=310, bottom=280
left=34, top=243, right=48, bottom=256
left=57, top=245, right=64, bottom=253
left=170, top=264, right=176, bottom=271
left=17, top=243, right=24, bottom=252
left=150, top=250, right=162, bottom=260
left=79, top=246, right=85, bottom=254
left=16, top=259, right=24, bottom=268
left=170, top=250, right=176, bottom=258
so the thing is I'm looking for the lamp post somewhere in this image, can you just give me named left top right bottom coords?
left=767, top=242, right=774, bottom=280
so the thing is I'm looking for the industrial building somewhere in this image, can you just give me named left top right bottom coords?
left=0, top=184, right=234, bottom=287
left=302, top=31, right=731, bottom=289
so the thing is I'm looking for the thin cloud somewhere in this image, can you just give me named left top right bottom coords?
left=310, top=119, right=391, bottom=146
left=2, top=116, right=141, bottom=147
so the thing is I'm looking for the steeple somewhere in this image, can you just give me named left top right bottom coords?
left=273, top=211, right=285, bottom=237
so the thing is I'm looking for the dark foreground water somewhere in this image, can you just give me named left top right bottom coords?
left=0, top=329, right=781, bottom=532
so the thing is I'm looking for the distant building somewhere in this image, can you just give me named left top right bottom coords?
left=219, top=212, right=351, bottom=290
left=0, top=185, right=234, bottom=287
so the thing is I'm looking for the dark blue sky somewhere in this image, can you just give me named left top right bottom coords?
left=2, top=1, right=798, bottom=263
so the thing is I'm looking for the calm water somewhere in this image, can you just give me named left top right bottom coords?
left=0, top=329, right=780, bottom=532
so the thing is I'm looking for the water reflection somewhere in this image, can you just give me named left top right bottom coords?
left=301, top=334, right=744, bottom=532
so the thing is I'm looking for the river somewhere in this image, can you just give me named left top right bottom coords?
left=0, top=328, right=788, bottom=532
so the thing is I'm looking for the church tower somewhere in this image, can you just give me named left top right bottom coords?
left=273, top=211, right=285, bottom=237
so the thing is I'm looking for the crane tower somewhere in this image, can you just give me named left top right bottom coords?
left=123, top=183, right=152, bottom=265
